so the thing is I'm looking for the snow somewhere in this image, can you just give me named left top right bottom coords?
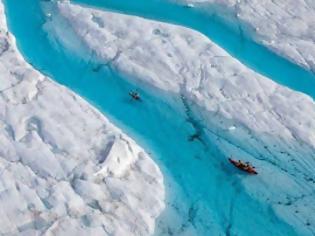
left=173, top=0, right=315, bottom=72
left=0, top=1, right=164, bottom=235
left=50, top=2, right=315, bottom=235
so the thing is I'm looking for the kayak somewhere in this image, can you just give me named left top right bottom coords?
left=228, top=158, right=258, bottom=175
left=129, top=92, right=141, bottom=101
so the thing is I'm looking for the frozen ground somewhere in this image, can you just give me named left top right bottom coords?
left=48, top=1, right=315, bottom=235
left=174, top=0, right=315, bottom=72
left=0, top=1, right=164, bottom=235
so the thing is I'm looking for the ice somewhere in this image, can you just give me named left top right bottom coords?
left=0, top=1, right=165, bottom=235
left=51, top=2, right=315, bottom=235
left=54, top=1, right=315, bottom=147
left=173, top=0, right=315, bottom=72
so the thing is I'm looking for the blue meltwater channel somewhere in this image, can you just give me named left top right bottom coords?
left=3, top=0, right=309, bottom=235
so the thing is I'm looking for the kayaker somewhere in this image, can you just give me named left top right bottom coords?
left=129, top=91, right=141, bottom=101
left=229, top=157, right=258, bottom=175
left=238, top=160, right=245, bottom=168
left=229, top=158, right=258, bottom=175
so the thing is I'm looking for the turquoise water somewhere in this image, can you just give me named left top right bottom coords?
left=3, top=0, right=307, bottom=235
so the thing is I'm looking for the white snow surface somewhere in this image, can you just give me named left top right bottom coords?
left=175, top=0, right=315, bottom=71
left=51, top=2, right=315, bottom=235
left=0, top=1, right=164, bottom=235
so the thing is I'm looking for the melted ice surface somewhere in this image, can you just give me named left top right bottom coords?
left=0, top=1, right=164, bottom=235
left=51, top=2, right=315, bottom=235
left=176, top=0, right=315, bottom=72
left=3, top=0, right=315, bottom=235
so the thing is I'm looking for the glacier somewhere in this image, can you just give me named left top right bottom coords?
left=0, top=0, right=164, bottom=235
left=45, top=1, right=315, bottom=235
left=174, top=0, right=315, bottom=72
left=1, top=0, right=315, bottom=235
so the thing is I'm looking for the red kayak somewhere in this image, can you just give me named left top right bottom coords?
left=228, top=158, right=258, bottom=175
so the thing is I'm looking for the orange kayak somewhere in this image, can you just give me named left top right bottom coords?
left=228, top=158, right=258, bottom=175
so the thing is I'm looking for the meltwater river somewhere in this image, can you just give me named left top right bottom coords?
left=4, top=0, right=313, bottom=235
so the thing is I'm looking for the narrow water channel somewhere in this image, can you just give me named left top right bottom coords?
left=3, top=0, right=303, bottom=235
left=73, top=0, right=315, bottom=100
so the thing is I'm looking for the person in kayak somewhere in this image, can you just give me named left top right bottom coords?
left=245, top=162, right=252, bottom=169
left=129, top=91, right=141, bottom=101
left=238, top=160, right=252, bottom=169
left=229, top=157, right=257, bottom=174
left=238, top=160, right=245, bottom=168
